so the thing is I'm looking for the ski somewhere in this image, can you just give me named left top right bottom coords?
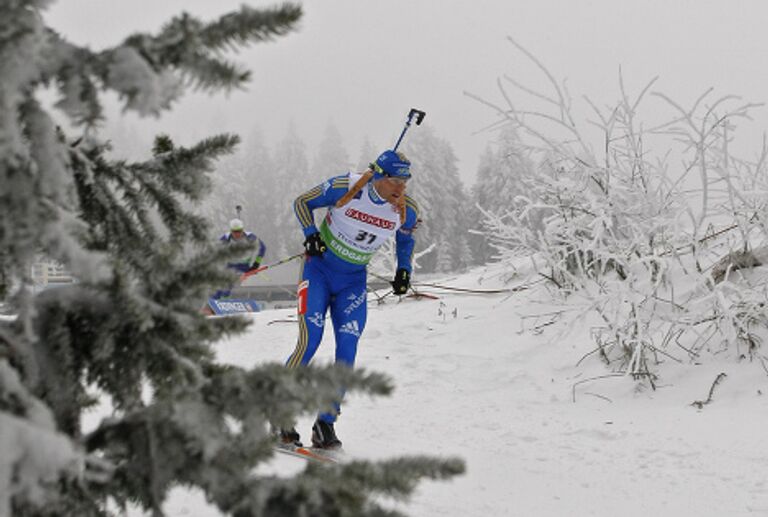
left=274, top=444, right=340, bottom=464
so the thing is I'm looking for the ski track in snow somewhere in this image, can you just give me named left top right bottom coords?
left=149, top=266, right=768, bottom=517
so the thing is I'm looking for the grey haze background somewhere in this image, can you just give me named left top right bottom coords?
left=46, top=0, right=768, bottom=183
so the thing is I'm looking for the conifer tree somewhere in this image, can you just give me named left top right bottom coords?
left=356, top=137, right=378, bottom=172
left=269, top=123, right=311, bottom=257
left=206, top=149, right=252, bottom=226
left=236, top=128, right=277, bottom=255
left=203, top=127, right=274, bottom=243
left=0, top=3, right=463, bottom=516
left=312, top=121, right=352, bottom=180
left=403, top=128, right=474, bottom=273
left=469, top=126, right=536, bottom=264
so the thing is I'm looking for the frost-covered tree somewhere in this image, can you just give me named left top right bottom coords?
left=203, top=127, right=274, bottom=247
left=205, top=149, right=252, bottom=226
left=312, top=121, right=352, bottom=179
left=467, top=147, right=498, bottom=264
left=237, top=128, right=277, bottom=252
left=268, top=123, right=311, bottom=258
left=403, top=128, right=474, bottom=273
left=470, top=37, right=768, bottom=382
left=472, top=126, right=532, bottom=213
left=469, top=125, right=537, bottom=264
left=356, top=136, right=378, bottom=172
left=0, top=3, right=462, bottom=516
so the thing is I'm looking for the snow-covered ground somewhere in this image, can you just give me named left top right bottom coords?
left=132, top=263, right=768, bottom=517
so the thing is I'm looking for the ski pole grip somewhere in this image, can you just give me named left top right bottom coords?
left=409, top=108, right=426, bottom=125
left=393, top=108, right=426, bottom=152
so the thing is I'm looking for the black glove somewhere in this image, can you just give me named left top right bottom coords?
left=303, top=232, right=327, bottom=256
left=391, top=268, right=410, bottom=295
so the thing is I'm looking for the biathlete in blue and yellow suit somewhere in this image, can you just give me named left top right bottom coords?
left=281, top=149, right=420, bottom=450
left=210, top=218, right=266, bottom=300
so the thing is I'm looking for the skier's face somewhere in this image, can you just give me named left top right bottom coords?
left=231, top=229, right=245, bottom=240
left=374, top=176, right=407, bottom=203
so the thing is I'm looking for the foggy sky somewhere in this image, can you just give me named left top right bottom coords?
left=45, top=0, right=768, bottom=184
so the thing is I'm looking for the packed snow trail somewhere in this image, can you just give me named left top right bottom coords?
left=157, top=264, right=768, bottom=517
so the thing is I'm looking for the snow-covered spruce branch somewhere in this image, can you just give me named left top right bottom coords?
left=1, top=4, right=465, bottom=516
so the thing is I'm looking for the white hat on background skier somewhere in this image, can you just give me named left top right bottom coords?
left=229, top=218, right=244, bottom=232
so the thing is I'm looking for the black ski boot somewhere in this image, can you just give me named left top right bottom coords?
left=278, top=427, right=302, bottom=447
left=311, top=419, right=342, bottom=449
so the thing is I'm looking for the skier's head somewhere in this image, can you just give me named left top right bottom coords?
left=371, top=150, right=410, bottom=205
left=372, top=150, right=411, bottom=183
left=229, top=218, right=245, bottom=238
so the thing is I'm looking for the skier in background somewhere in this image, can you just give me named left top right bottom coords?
left=280, top=150, right=420, bottom=449
left=211, top=218, right=267, bottom=300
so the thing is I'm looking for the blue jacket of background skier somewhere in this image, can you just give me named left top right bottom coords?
left=219, top=231, right=266, bottom=273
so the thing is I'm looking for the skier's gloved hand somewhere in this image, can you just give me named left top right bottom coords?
left=391, top=268, right=410, bottom=295
left=303, top=232, right=327, bottom=256
left=228, top=262, right=251, bottom=273
left=246, top=263, right=264, bottom=274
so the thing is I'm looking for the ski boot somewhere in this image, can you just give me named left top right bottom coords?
left=311, top=419, right=342, bottom=450
left=278, top=427, right=302, bottom=448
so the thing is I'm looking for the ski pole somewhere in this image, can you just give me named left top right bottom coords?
left=392, top=108, right=426, bottom=152
left=239, top=252, right=303, bottom=281
left=368, top=270, right=427, bottom=299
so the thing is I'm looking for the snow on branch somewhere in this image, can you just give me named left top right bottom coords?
left=469, top=38, right=768, bottom=382
left=0, top=360, right=82, bottom=515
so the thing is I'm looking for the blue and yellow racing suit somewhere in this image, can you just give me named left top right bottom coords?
left=287, top=172, right=419, bottom=423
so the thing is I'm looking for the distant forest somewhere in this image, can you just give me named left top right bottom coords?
left=107, top=121, right=532, bottom=274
